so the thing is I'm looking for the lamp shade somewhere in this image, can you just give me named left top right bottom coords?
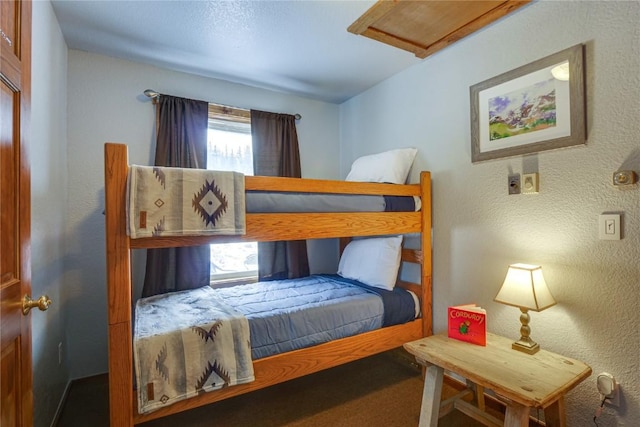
left=494, top=264, right=556, bottom=312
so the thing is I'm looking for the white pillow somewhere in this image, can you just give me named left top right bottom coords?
left=345, top=148, right=418, bottom=184
left=337, top=235, right=403, bottom=290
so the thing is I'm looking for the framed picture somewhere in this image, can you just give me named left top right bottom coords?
left=470, top=44, right=585, bottom=163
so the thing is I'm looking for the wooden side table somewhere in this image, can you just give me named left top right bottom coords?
left=404, top=333, right=591, bottom=427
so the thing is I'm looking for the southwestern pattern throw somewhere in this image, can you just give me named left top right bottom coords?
left=127, top=165, right=246, bottom=238
left=134, top=286, right=254, bottom=414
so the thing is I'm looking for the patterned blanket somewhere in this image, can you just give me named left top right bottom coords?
left=127, top=165, right=245, bottom=238
left=134, top=286, right=254, bottom=414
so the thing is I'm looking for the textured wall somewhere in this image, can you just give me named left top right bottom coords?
left=340, top=1, right=639, bottom=426
left=31, top=2, right=69, bottom=426
left=65, top=51, right=341, bottom=378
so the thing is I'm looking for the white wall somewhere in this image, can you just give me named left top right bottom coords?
left=31, top=1, right=69, bottom=426
left=65, top=50, right=341, bottom=378
left=341, top=1, right=639, bottom=426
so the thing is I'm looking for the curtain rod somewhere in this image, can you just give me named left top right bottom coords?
left=143, top=89, right=302, bottom=120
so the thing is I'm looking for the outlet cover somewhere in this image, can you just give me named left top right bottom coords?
left=597, top=372, right=620, bottom=407
left=508, top=174, right=520, bottom=195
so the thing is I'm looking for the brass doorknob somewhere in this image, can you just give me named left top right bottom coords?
left=22, top=295, right=52, bottom=315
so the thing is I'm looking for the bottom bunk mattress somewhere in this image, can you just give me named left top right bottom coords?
left=133, top=274, right=418, bottom=413
left=212, top=274, right=419, bottom=359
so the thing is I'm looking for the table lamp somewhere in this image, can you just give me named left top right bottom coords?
left=494, top=264, right=556, bottom=354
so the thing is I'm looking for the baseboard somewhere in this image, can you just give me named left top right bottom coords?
left=50, top=373, right=109, bottom=427
left=50, top=379, right=72, bottom=427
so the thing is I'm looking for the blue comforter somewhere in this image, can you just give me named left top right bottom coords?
left=210, top=274, right=416, bottom=359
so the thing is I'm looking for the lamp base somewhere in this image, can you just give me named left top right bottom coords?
left=512, top=339, right=540, bottom=355
left=511, top=308, right=540, bottom=354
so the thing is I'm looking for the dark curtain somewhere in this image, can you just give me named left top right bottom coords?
left=251, top=109, right=310, bottom=281
left=142, top=95, right=210, bottom=297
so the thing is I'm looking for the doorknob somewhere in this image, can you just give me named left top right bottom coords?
left=22, top=295, right=52, bottom=315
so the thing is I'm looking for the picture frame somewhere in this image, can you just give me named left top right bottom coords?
left=470, top=44, right=585, bottom=163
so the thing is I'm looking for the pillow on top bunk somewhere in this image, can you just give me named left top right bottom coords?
left=345, top=148, right=417, bottom=184
left=337, top=235, right=403, bottom=291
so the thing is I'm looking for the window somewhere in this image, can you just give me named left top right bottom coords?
left=207, top=106, right=257, bottom=286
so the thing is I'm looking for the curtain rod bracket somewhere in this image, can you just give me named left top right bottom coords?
left=144, top=89, right=160, bottom=99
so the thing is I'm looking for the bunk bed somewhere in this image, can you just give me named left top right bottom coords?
left=104, top=142, right=433, bottom=426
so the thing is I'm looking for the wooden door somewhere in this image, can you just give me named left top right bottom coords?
left=1, top=1, right=33, bottom=426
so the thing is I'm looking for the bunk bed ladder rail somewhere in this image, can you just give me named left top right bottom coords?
left=104, top=143, right=135, bottom=426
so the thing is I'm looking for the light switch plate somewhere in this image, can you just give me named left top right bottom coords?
left=599, top=214, right=621, bottom=240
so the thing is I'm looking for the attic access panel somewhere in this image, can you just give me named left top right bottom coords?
left=348, top=1, right=530, bottom=59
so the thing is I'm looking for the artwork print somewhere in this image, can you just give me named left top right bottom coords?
left=488, top=78, right=556, bottom=141
left=470, top=44, right=585, bottom=163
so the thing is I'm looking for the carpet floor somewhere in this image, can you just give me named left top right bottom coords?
left=56, top=350, right=494, bottom=427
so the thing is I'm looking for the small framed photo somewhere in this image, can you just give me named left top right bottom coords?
left=470, top=44, right=585, bottom=163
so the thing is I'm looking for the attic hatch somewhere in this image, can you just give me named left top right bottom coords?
left=348, top=0, right=530, bottom=59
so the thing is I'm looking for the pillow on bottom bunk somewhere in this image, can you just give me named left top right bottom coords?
left=337, top=235, right=403, bottom=290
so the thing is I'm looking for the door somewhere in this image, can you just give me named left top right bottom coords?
left=1, top=1, right=33, bottom=426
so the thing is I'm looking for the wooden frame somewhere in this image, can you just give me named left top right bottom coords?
left=471, top=44, right=585, bottom=163
left=348, top=1, right=530, bottom=59
left=104, top=142, right=433, bottom=425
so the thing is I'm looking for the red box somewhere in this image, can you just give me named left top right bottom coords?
left=448, top=304, right=486, bottom=346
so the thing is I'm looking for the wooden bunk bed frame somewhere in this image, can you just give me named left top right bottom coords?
left=104, top=142, right=433, bottom=426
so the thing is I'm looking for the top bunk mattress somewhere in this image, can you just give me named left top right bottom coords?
left=246, top=192, right=421, bottom=213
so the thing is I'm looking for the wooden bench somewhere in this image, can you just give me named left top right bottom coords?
left=404, top=333, right=591, bottom=427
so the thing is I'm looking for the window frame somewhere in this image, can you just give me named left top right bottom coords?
left=207, top=103, right=258, bottom=286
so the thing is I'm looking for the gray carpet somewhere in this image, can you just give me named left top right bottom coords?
left=56, top=350, right=491, bottom=426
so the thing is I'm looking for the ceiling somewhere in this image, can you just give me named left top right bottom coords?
left=51, top=0, right=423, bottom=104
